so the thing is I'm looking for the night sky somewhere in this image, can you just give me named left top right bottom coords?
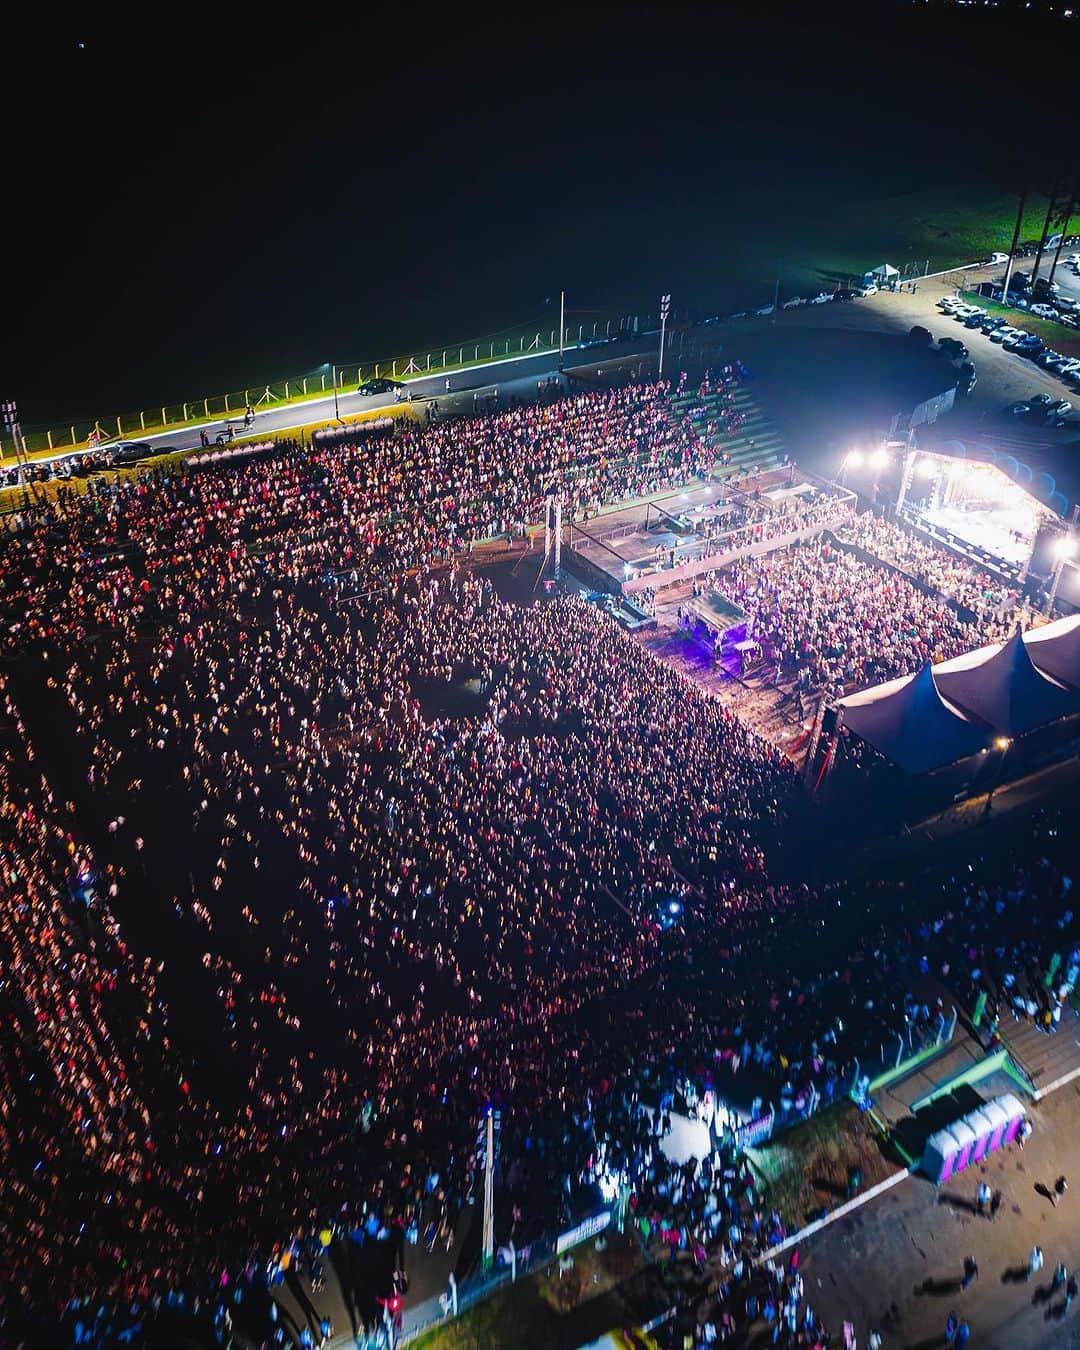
left=5, top=1, right=1076, bottom=424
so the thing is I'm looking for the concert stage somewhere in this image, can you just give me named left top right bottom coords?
left=897, top=453, right=1061, bottom=581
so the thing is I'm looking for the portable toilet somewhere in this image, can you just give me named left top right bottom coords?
left=981, top=1098, right=1009, bottom=1156
left=967, top=1108, right=994, bottom=1163
left=950, top=1117, right=978, bottom=1175
left=999, top=1093, right=1026, bottom=1146
left=922, top=1127, right=960, bottom=1184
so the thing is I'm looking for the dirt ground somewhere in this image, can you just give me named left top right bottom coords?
left=748, top=1103, right=901, bottom=1232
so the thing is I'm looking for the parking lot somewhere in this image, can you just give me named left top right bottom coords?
left=730, top=272, right=1080, bottom=448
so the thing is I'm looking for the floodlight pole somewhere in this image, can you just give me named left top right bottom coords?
left=658, top=293, right=671, bottom=380
left=559, top=290, right=565, bottom=369
left=332, top=364, right=340, bottom=421
left=482, top=1110, right=495, bottom=1271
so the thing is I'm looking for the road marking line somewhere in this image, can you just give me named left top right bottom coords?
left=754, top=1167, right=913, bottom=1267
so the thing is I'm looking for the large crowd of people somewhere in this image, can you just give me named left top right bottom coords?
left=837, top=511, right=1020, bottom=623
left=712, top=531, right=1018, bottom=698
left=0, top=372, right=1073, bottom=1349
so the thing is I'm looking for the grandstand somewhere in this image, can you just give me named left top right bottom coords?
left=666, top=382, right=788, bottom=481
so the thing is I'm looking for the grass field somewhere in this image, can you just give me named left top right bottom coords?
left=778, top=188, right=1054, bottom=293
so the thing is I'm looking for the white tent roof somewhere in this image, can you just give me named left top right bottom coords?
left=934, top=629, right=1078, bottom=737
left=1024, top=615, right=1080, bottom=690
left=871, top=263, right=900, bottom=278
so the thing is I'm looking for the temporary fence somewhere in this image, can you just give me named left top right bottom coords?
left=4, top=309, right=680, bottom=461
left=392, top=1205, right=614, bottom=1346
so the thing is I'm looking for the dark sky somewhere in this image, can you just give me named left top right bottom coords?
left=4, top=1, right=1076, bottom=423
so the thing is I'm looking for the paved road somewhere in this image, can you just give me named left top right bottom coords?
left=801, top=1081, right=1080, bottom=1348
left=65, top=341, right=660, bottom=463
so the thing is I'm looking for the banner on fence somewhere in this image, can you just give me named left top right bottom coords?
left=735, top=1111, right=775, bottom=1150
left=555, top=1209, right=611, bottom=1255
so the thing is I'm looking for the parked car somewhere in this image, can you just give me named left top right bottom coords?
left=1036, top=351, right=1066, bottom=370
left=782, top=296, right=806, bottom=309
left=111, top=441, right=153, bottom=466
left=989, top=326, right=1019, bottom=343
left=1004, top=401, right=1031, bottom=416
left=854, top=284, right=878, bottom=297
left=938, top=337, right=968, bottom=358
left=832, top=289, right=857, bottom=303
left=1048, top=400, right=1073, bottom=417
left=809, top=293, right=832, bottom=305
left=1030, top=304, right=1060, bottom=320
left=1028, top=393, right=1053, bottom=408
left=357, top=378, right=404, bottom=397
left=979, top=315, right=1007, bottom=333
left=1056, top=359, right=1080, bottom=378
left=963, top=312, right=989, bottom=328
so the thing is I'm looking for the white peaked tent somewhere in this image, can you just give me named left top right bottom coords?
left=934, top=629, right=1079, bottom=738
left=838, top=663, right=992, bottom=774
left=870, top=263, right=900, bottom=284
left=1024, top=615, right=1080, bottom=691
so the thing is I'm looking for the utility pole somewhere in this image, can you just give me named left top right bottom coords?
left=1048, top=193, right=1075, bottom=288
left=332, top=364, right=340, bottom=421
left=1000, top=187, right=1027, bottom=306
left=558, top=290, right=565, bottom=369
left=1030, top=185, right=1061, bottom=291
left=658, top=293, right=671, bottom=380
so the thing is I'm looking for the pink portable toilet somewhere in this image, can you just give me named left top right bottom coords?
left=999, top=1093, right=1026, bottom=1145
left=967, top=1109, right=993, bottom=1163
left=981, top=1099, right=1009, bottom=1156
left=921, top=1127, right=960, bottom=1184
left=950, top=1118, right=977, bottom=1175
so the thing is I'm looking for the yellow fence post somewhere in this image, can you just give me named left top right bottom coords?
left=302, top=378, right=307, bottom=396
left=284, top=382, right=289, bottom=400
left=224, top=395, right=229, bottom=413
left=183, top=403, right=188, bottom=421
left=161, top=407, right=166, bottom=427
left=71, top=427, right=76, bottom=446
left=116, top=416, right=123, bottom=437
left=47, top=431, right=53, bottom=449
left=140, top=411, right=146, bottom=430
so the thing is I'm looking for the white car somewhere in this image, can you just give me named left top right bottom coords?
left=855, top=284, right=878, bottom=297
left=990, top=326, right=1019, bottom=343
left=952, top=306, right=980, bottom=320
left=810, top=292, right=833, bottom=305
left=1030, top=304, right=1060, bottom=320
left=988, top=252, right=1009, bottom=264
left=782, top=296, right=807, bottom=309
left=939, top=296, right=964, bottom=311
left=755, top=304, right=775, bottom=316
